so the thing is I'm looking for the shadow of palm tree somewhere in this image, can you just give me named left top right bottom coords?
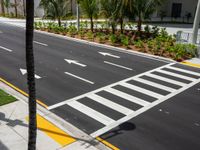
left=0, top=112, right=28, bottom=127
left=100, top=122, right=136, bottom=140
left=0, top=140, right=9, bottom=150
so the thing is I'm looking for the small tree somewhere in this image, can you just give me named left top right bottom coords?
left=100, top=0, right=118, bottom=34
left=4, top=0, right=10, bottom=15
left=0, top=0, right=5, bottom=16
left=40, top=0, right=69, bottom=27
left=159, top=10, right=166, bottom=21
left=80, top=0, right=98, bottom=32
left=131, top=0, right=165, bottom=33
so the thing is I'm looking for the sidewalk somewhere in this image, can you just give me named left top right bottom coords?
left=0, top=17, right=198, bottom=35
left=0, top=81, right=111, bottom=150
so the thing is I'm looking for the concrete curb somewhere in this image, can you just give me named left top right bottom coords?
left=0, top=80, right=111, bottom=150
left=0, top=20, right=175, bottom=63
left=34, top=29, right=175, bottom=63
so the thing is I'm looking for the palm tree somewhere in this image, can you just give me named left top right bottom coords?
left=26, top=0, right=37, bottom=149
left=76, top=0, right=81, bottom=31
left=13, top=0, right=18, bottom=17
left=4, top=0, right=10, bottom=15
left=40, top=0, right=69, bottom=27
left=100, top=0, right=119, bottom=33
left=22, top=0, right=26, bottom=17
left=79, top=0, right=98, bottom=32
left=0, top=0, right=5, bottom=16
left=131, top=0, right=164, bottom=33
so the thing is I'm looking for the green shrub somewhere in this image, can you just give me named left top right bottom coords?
left=68, top=25, right=77, bottom=37
left=167, top=43, right=198, bottom=60
left=78, top=30, right=85, bottom=39
left=96, top=33, right=106, bottom=43
left=86, top=32, right=94, bottom=40
left=133, top=40, right=144, bottom=48
left=120, top=34, right=129, bottom=47
left=109, top=34, right=118, bottom=44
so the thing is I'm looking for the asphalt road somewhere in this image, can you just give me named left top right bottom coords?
left=0, top=22, right=200, bottom=150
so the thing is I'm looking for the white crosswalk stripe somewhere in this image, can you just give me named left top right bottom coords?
left=134, top=77, right=176, bottom=92
left=87, top=94, right=134, bottom=115
left=146, top=73, right=186, bottom=86
left=166, top=66, right=200, bottom=76
left=157, top=69, right=196, bottom=81
left=67, top=100, right=115, bottom=126
left=48, top=63, right=200, bottom=137
left=104, top=87, right=150, bottom=106
left=120, top=82, right=164, bottom=98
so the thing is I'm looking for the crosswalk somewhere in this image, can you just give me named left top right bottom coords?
left=48, top=63, right=200, bottom=137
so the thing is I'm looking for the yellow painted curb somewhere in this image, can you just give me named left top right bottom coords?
left=26, top=114, right=76, bottom=146
left=0, top=77, right=48, bottom=108
left=96, top=137, right=120, bottom=150
left=181, top=61, right=200, bottom=69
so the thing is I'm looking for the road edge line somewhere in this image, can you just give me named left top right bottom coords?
left=181, top=61, right=200, bottom=69
left=0, top=77, right=48, bottom=108
left=96, top=137, right=120, bottom=150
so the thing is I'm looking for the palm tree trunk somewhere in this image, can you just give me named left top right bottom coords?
left=23, top=0, right=26, bottom=17
left=90, top=17, right=93, bottom=32
left=0, top=0, right=5, bottom=16
left=26, top=0, right=37, bottom=149
left=111, top=22, right=115, bottom=34
left=120, top=17, right=123, bottom=34
left=137, top=14, right=142, bottom=33
left=14, top=0, right=17, bottom=17
left=58, top=17, right=61, bottom=27
left=70, top=0, right=73, bottom=14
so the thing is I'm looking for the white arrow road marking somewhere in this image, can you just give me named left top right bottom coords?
left=33, top=41, right=48, bottom=46
left=0, top=46, right=13, bottom=52
left=104, top=61, right=133, bottom=71
left=64, top=59, right=87, bottom=67
left=65, top=72, right=94, bottom=84
left=20, top=69, right=42, bottom=79
left=98, top=52, right=120, bottom=58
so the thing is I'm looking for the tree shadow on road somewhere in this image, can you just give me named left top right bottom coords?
left=100, top=122, right=136, bottom=140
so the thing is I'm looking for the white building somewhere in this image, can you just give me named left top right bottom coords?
left=0, top=0, right=198, bottom=22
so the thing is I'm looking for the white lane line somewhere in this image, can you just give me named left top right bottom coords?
left=147, top=73, right=186, bottom=86
left=33, top=41, right=48, bottom=46
left=104, top=87, right=150, bottom=107
left=64, top=72, right=94, bottom=84
left=158, top=69, right=196, bottom=81
left=104, top=61, right=133, bottom=71
left=87, top=93, right=134, bottom=115
left=120, top=82, right=164, bottom=98
left=134, top=77, right=176, bottom=92
left=166, top=66, right=200, bottom=76
left=0, top=46, right=13, bottom=52
left=67, top=101, right=115, bottom=126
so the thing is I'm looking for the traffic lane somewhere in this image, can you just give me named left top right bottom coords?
left=100, top=82, right=200, bottom=150
left=0, top=30, right=169, bottom=106
left=0, top=22, right=169, bottom=73
left=33, top=29, right=169, bottom=67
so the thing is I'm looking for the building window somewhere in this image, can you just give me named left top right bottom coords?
left=171, top=3, right=182, bottom=18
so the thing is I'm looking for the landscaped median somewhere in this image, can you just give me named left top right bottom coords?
left=0, top=89, right=16, bottom=106
left=34, top=21, right=198, bottom=62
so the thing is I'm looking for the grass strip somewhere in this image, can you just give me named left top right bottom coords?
left=0, top=89, right=16, bottom=106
